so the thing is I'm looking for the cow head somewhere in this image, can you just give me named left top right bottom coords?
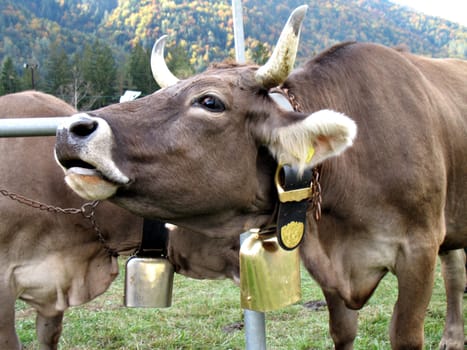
left=55, top=6, right=356, bottom=237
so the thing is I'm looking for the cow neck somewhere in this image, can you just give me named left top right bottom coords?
left=259, top=87, right=322, bottom=251
left=0, top=188, right=118, bottom=256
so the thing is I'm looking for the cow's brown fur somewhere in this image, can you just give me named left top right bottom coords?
left=55, top=42, right=466, bottom=349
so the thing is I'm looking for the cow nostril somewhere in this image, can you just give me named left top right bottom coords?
left=69, top=119, right=98, bottom=137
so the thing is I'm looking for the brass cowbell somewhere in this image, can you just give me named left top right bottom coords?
left=240, top=230, right=301, bottom=312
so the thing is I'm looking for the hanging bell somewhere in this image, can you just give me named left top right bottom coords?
left=124, top=219, right=174, bottom=308
left=240, top=231, right=301, bottom=312
left=124, top=256, right=174, bottom=308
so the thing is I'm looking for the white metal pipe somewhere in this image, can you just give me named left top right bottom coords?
left=233, top=0, right=267, bottom=348
left=244, top=309, right=266, bottom=350
left=240, top=231, right=267, bottom=350
left=0, top=117, right=69, bottom=137
left=232, top=0, right=246, bottom=63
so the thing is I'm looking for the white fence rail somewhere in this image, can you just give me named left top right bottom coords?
left=0, top=117, right=69, bottom=137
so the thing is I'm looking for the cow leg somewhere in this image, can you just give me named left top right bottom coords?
left=438, top=249, right=465, bottom=350
left=0, top=289, right=21, bottom=350
left=323, top=290, right=358, bottom=350
left=36, top=312, right=63, bottom=350
left=390, top=247, right=438, bottom=350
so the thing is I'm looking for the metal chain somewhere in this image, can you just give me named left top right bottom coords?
left=281, top=87, right=303, bottom=113
left=1, top=188, right=81, bottom=214
left=80, top=200, right=119, bottom=257
left=0, top=188, right=118, bottom=256
left=310, top=166, right=322, bottom=221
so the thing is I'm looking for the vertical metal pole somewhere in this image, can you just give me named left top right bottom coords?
left=233, top=2, right=266, bottom=347
left=240, top=232, right=267, bottom=350
left=31, top=67, right=36, bottom=89
left=24, top=63, right=38, bottom=90
left=244, top=308, right=266, bottom=350
left=232, top=0, right=246, bottom=63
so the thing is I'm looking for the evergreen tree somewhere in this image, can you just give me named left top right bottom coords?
left=57, top=54, right=95, bottom=110
left=126, top=43, right=157, bottom=95
left=81, top=39, right=118, bottom=109
left=44, top=42, right=72, bottom=97
left=0, top=57, right=22, bottom=95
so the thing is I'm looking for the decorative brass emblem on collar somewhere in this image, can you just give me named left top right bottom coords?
left=280, top=221, right=305, bottom=249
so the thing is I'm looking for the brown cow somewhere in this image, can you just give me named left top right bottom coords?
left=0, top=91, right=240, bottom=350
left=54, top=6, right=466, bottom=350
left=0, top=90, right=142, bottom=350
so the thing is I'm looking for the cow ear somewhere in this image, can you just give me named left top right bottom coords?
left=264, top=109, right=357, bottom=173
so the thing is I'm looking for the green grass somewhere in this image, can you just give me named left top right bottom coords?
left=15, top=259, right=464, bottom=349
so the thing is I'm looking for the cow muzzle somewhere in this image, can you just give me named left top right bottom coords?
left=55, top=113, right=130, bottom=200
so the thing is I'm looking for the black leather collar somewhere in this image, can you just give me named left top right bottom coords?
left=136, top=219, right=169, bottom=258
left=275, top=165, right=313, bottom=250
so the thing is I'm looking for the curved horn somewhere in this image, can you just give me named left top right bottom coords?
left=151, top=35, right=180, bottom=88
left=255, top=5, right=308, bottom=89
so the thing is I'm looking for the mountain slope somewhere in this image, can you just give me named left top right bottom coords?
left=98, top=0, right=466, bottom=66
left=0, top=0, right=465, bottom=73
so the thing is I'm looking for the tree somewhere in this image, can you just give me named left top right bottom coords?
left=81, top=39, right=118, bottom=109
left=167, top=44, right=195, bottom=79
left=59, top=55, right=98, bottom=110
left=248, top=42, right=271, bottom=65
left=0, top=57, right=22, bottom=95
left=126, top=43, right=157, bottom=95
left=44, top=42, right=72, bottom=96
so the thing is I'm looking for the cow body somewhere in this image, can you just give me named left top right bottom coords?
left=54, top=26, right=466, bottom=350
left=287, top=43, right=467, bottom=349
left=0, top=91, right=143, bottom=350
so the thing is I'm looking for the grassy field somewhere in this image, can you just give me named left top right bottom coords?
left=15, top=258, right=463, bottom=349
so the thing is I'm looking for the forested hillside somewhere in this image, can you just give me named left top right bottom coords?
left=0, top=0, right=465, bottom=106
left=98, top=0, right=466, bottom=67
left=2, top=0, right=466, bottom=68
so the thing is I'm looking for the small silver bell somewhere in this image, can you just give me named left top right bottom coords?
left=124, top=219, right=174, bottom=308
left=124, top=256, right=174, bottom=308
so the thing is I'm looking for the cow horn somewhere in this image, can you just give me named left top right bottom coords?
left=255, top=5, right=308, bottom=89
left=151, top=35, right=180, bottom=88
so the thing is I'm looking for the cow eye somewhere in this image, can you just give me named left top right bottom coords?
left=194, top=95, right=225, bottom=112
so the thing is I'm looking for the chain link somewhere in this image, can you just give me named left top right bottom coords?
left=281, top=87, right=303, bottom=112
left=0, top=187, right=118, bottom=256
left=310, top=166, right=322, bottom=221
